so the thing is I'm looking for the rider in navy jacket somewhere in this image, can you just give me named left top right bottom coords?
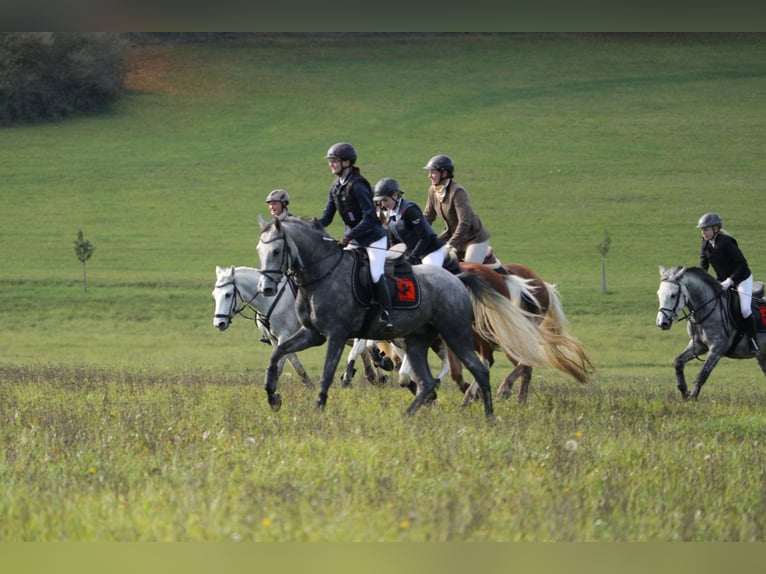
left=319, top=143, right=394, bottom=336
left=373, top=177, right=444, bottom=267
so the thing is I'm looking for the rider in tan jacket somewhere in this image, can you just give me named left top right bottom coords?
left=422, top=154, right=491, bottom=264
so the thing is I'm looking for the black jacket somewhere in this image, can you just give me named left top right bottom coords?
left=700, top=230, right=751, bottom=284
left=387, top=198, right=443, bottom=260
left=319, top=169, right=386, bottom=245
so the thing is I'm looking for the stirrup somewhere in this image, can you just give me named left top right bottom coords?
left=380, top=311, right=394, bottom=336
left=748, top=338, right=760, bottom=355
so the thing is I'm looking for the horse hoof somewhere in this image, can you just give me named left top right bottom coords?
left=268, top=394, right=282, bottom=411
left=379, top=357, right=395, bottom=371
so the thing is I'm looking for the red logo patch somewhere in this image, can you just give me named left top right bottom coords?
left=760, top=306, right=766, bottom=326
left=395, top=278, right=416, bottom=303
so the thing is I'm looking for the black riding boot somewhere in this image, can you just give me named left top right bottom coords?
left=745, top=314, right=760, bottom=354
left=373, top=280, right=395, bottom=337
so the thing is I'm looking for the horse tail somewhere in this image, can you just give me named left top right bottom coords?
left=458, top=272, right=549, bottom=368
left=503, top=274, right=543, bottom=314
left=537, top=282, right=594, bottom=383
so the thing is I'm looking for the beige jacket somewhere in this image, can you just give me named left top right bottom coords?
left=423, top=179, right=490, bottom=254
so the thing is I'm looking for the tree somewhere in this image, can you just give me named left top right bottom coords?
left=74, top=229, right=95, bottom=292
left=596, top=229, right=612, bottom=294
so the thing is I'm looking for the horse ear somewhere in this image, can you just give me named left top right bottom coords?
left=258, top=214, right=267, bottom=230
left=229, top=265, right=235, bottom=275
left=216, top=265, right=222, bottom=274
left=659, top=265, right=666, bottom=275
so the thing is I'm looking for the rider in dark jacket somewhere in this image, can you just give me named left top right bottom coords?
left=698, top=211, right=760, bottom=354
left=319, top=142, right=394, bottom=336
left=373, top=177, right=444, bottom=267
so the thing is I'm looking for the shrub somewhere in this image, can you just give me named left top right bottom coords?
left=0, top=32, right=128, bottom=126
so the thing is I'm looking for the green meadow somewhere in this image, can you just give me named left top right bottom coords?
left=1, top=33, right=766, bottom=541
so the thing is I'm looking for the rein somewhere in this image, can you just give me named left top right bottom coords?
left=214, top=274, right=292, bottom=327
left=660, top=278, right=722, bottom=325
left=261, top=230, right=344, bottom=288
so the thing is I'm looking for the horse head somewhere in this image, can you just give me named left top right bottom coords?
left=656, top=265, right=692, bottom=330
left=257, top=216, right=295, bottom=296
left=257, top=216, right=338, bottom=296
left=212, top=265, right=238, bottom=331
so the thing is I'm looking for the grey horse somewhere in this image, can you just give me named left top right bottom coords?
left=657, top=265, right=766, bottom=400
left=256, top=216, right=548, bottom=418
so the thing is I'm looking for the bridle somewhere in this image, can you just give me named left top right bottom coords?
left=658, top=278, right=723, bottom=326
left=258, top=228, right=343, bottom=288
left=214, top=272, right=292, bottom=327
left=658, top=279, right=688, bottom=325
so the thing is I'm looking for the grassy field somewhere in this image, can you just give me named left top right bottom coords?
left=1, top=33, right=766, bottom=541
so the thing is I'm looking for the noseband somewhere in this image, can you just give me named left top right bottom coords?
left=214, top=278, right=242, bottom=323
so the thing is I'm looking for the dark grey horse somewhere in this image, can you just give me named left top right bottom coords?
left=256, top=216, right=548, bottom=418
left=656, top=265, right=766, bottom=400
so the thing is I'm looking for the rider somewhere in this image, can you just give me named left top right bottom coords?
left=698, top=212, right=760, bottom=354
left=422, top=154, right=491, bottom=264
left=319, top=142, right=394, bottom=336
left=373, top=177, right=444, bottom=267
left=265, top=189, right=292, bottom=220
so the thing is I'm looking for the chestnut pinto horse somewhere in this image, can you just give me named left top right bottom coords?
left=453, top=262, right=594, bottom=404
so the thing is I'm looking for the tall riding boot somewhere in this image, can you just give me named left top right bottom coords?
left=745, top=314, right=760, bottom=355
left=373, top=280, right=395, bottom=337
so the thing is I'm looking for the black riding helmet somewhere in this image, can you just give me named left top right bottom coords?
left=423, top=154, right=455, bottom=176
left=373, top=177, right=403, bottom=200
left=326, top=142, right=357, bottom=164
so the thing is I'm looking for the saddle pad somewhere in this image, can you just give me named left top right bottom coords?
left=351, top=252, right=421, bottom=310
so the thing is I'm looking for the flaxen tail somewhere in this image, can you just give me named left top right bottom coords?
left=538, top=282, right=594, bottom=383
left=459, top=273, right=549, bottom=368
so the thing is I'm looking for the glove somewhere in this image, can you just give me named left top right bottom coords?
left=338, top=235, right=351, bottom=248
left=720, top=278, right=734, bottom=290
left=406, top=254, right=421, bottom=265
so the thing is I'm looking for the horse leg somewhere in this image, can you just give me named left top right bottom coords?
left=401, top=337, right=441, bottom=416
left=688, top=351, right=723, bottom=401
left=369, top=341, right=395, bottom=372
left=756, top=352, right=766, bottom=377
left=397, top=351, right=418, bottom=396
left=515, top=366, right=533, bottom=404
left=285, top=353, right=314, bottom=389
left=447, top=346, right=469, bottom=392
left=495, top=361, right=523, bottom=399
left=361, top=349, right=388, bottom=386
left=316, top=336, right=348, bottom=409
left=265, top=327, right=324, bottom=411
left=341, top=338, right=366, bottom=387
left=458, top=352, right=493, bottom=418
left=460, top=355, right=492, bottom=407
left=432, top=338, right=450, bottom=384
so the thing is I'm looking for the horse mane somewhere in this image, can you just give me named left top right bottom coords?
left=276, top=215, right=333, bottom=237
left=683, top=266, right=724, bottom=294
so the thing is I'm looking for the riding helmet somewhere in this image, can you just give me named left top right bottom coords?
left=266, top=189, right=290, bottom=205
left=423, top=154, right=455, bottom=175
left=696, top=212, right=722, bottom=228
left=373, top=178, right=403, bottom=200
left=325, top=142, right=357, bottom=164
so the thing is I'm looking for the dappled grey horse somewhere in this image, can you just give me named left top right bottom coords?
left=656, top=265, right=766, bottom=400
left=256, top=216, right=549, bottom=418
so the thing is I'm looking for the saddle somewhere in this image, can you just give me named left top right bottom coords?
left=726, top=280, right=766, bottom=332
left=350, top=250, right=421, bottom=310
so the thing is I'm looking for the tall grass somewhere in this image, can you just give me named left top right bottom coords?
left=1, top=33, right=766, bottom=540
